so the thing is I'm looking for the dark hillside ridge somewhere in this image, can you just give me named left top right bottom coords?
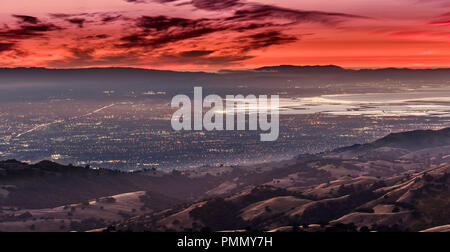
left=0, top=160, right=222, bottom=209
left=334, top=127, right=450, bottom=153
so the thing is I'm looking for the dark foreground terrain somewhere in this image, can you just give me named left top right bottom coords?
left=0, top=128, right=449, bottom=232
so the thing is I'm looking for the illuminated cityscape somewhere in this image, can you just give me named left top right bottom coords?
left=1, top=84, right=448, bottom=171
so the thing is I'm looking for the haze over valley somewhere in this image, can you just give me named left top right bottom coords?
left=1, top=67, right=449, bottom=171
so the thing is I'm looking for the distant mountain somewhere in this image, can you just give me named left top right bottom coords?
left=254, top=65, right=450, bottom=73
left=254, top=65, right=346, bottom=73
left=1, top=66, right=450, bottom=91
left=371, top=128, right=450, bottom=150
left=330, top=128, right=450, bottom=159
left=1, top=65, right=450, bottom=103
left=2, top=66, right=450, bottom=81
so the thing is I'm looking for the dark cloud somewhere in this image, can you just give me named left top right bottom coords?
left=119, top=6, right=355, bottom=49
left=101, top=15, right=123, bottom=23
left=126, top=0, right=242, bottom=11
left=119, top=0, right=367, bottom=48
left=0, top=15, right=61, bottom=57
left=0, top=42, right=15, bottom=52
left=2, top=0, right=367, bottom=67
left=136, top=16, right=202, bottom=31
left=85, top=34, right=110, bottom=40
left=228, top=4, right=365, bottom=25
left=1, top=14, right=62, bottom=40
left=127, top=0, right=368, bottom=23
left=12, top=15, right=40, bottom=24
left=49, top=13, right=87, bottom=18
left=115, top=13, right=297, bottom=65
left=233, top=23, right=274, bottom=32
left=118, top=26, right=222, bottom=48
left=67, top=18, right=86, bottom=28
left=238, top=31, right=298, bottom=52
left=190, top=0, right=243, bottom=11
left=116, top=0, right=364, bottom=56
left=49, top=13, right=88, bottom=28
left=49, top=12, right=124, bottom=28
left=179, top=50, right=214, bottom=57
left=117, top=15, right=225, bottom=48
left=0, top=23, right=61, bottom=39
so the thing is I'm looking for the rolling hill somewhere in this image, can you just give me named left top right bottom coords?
left=112, top=165, right=449, bottom=232
left=1, top=127, right=449, bottom=232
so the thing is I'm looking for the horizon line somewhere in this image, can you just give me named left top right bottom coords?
left=3, top=64, right=450, bottom=73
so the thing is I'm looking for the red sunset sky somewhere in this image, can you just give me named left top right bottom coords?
left=1, top=0, right=450, bottom=70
